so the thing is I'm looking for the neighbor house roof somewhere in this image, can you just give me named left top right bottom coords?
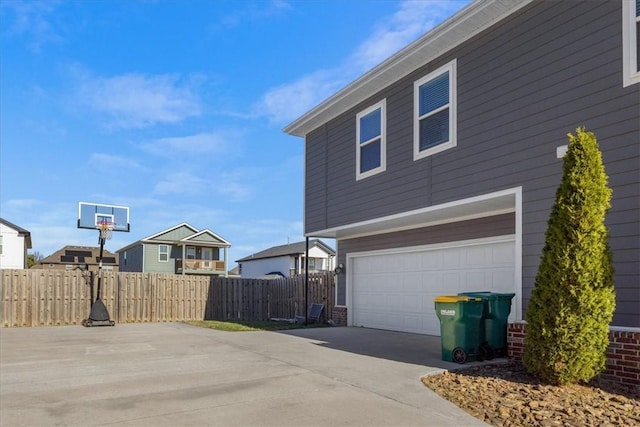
left=283, top=0, right=534, bottom=137
left=39, top=246, right=118, bottom=266
left=0, top=217, right=32, bottom=248
left=236, top=239, right=335, bottom=262
left=116, top=223, right=231, bottom=253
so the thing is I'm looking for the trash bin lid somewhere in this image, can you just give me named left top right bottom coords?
left=434, top=295, right=482, bottom=303
left=459, top=291, right=497, bottom=299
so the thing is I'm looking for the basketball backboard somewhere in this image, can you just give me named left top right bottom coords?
left=78, top=202, right=130, bottom=232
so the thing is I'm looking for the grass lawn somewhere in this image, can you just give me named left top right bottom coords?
left=185, top=320, right=327, bottom=332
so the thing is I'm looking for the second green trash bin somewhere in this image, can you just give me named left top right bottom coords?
left=434, top=295, right=484, bottom=364
left=459, top=291, right=515, bottom=357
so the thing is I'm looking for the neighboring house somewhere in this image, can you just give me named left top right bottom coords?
left=227, top=265, right=241, bottom=278
left=117, top=223, right=231, bottom=276
left=0, top=218, right=32, bottom=269
left=285, top=0, right=639, bottom=334
left=236, top=239, right=336, bottom=278
left=34, top=246, right=118, bottom=272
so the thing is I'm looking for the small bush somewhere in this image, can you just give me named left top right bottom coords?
left=523, top=127, right=615, bottom=385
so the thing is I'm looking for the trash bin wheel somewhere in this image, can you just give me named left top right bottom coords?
left=452, top=347, right=467, bottom=364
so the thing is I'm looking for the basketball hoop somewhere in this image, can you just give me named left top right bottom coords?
left=97, top=220, right=115, bottom=240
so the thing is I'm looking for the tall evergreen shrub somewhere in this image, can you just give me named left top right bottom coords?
left=523, top=127, right=615, bottom=385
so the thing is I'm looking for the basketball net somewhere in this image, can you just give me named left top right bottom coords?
left=97, top=221, right=115, bottom=241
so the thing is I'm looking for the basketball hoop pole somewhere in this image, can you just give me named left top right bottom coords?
left=96, top=233, right=105, bottom=303
left=81, top=223, right=115, bottom=327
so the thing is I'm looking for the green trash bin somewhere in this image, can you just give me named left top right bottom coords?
left=434, top=295, right=484, bottom=364
left=459, top=291, right=515, bottom=358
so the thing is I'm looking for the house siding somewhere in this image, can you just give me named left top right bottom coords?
left=118, top=244, right=143, bottom=273
left=143, top=243, right=176, bottom=274
left=0, top=223, right=26, bottom=269
left=153, top=225, right=197, bottom=241
left=240, top=256, right=291, bottom=279
left=305, top=1, right=639, bottom=326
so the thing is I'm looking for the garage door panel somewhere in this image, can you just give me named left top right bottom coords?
left=402, top=273, right=421, bottom=291
left=404, top=252, right=422, bottom=270
left=420, top=251, right=441, bottom=268
left=351, top=239, right=515, bottom=335
left=442, top=250, right=461, bottom=267
left=466, top=246, right=489, bottom=265
left=402, top=295, right=421, bottom=311
left=442, top=272, right=461, bottom=289
left=491, top=270, right=513, bottom=289
left=493, top=244, right=515, bottom=264
left=465, top=270, right=486, bottom=286
left=421, top=273, right=439, bottom=291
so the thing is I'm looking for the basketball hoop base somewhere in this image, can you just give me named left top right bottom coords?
left=82, top=298, right=115, bottom=327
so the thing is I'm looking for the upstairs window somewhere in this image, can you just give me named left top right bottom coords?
left=623, top=0, right=640, bottom=86
left=158, top=245, right=169, bottom=262
left=356, top=99, right=386, bottom=180
left=414, top=59, right=457, bottom=160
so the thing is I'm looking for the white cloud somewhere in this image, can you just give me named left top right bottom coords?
left=213, top=0, right=292, bottom=31
left=217, top=172, right=252, bottom=202
left=256, top=69, right=345, bottom=124
left=152, top=169, right=252, bottom=202
left=140, top=131, right=241, bottom=159
left=2, top=198, right=45, bottom=210
left=88, top=153, right=143, bottom=171
left=349, top=0, right=463, bottom=72
left=2, top=0, right=64, bottom=52
left=257, top=0, right=470, bottom=124
left=74, top=69, right=202, bottom=129
left=153, top=172, right=209, bottom=196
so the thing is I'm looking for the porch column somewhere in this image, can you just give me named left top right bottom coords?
left=181, top=244, right=186, bottom=275
left=224, top=247, right=228, bottom=277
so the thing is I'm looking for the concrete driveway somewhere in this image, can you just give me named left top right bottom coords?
left=0, top=323, right=488, bottom=426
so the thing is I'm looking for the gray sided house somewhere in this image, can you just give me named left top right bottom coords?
left=117, top=223, right=231, bottom=276
left=285, top=0, right=639, bottom=334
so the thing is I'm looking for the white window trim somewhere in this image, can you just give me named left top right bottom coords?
left=356, top=99, right=387, bottom=180
left=413, top=59, right=457, bottom=160
left=158, top=244, right=169, bottom=262
left=186, top=246, right=196, bottom=260
left=623, top=0, right=640, bottom=86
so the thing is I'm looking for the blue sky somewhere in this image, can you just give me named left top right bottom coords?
left=0, top=0, right=469, bottom=266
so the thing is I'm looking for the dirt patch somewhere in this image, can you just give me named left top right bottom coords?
left=422, top=362, right=639, bottom=426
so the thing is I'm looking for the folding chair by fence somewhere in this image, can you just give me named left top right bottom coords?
left=295, top=303, right=324, bottom=324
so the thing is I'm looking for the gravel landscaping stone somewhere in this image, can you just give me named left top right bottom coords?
left=422, top=362, right=639, bottom=427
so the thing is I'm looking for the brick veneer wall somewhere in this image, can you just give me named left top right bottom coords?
left=508, top=322, right=640, bottom=387
left=331, top=306, right=347, bottom=326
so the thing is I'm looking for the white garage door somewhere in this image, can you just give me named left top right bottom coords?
left=349, top=237, right=515, bottom=336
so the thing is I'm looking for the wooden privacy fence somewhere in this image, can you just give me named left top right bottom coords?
left=0, top=270, right=335, bottom=327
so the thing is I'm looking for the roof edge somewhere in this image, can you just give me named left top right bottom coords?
left=283, top=0, right=534, bottom=137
